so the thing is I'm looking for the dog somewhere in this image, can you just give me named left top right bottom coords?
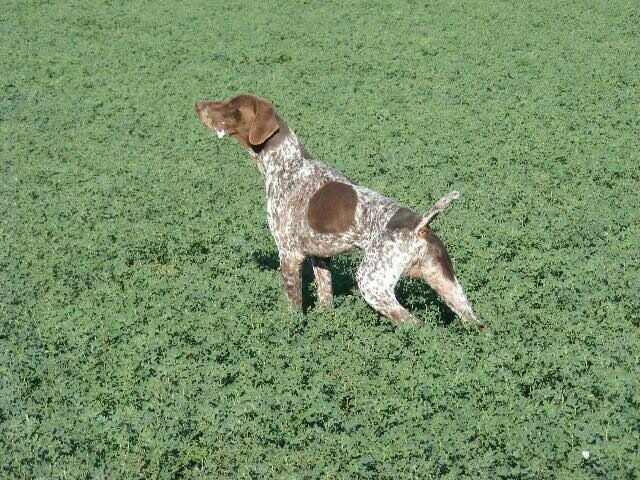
left=196, top=94, right=482, bottom=328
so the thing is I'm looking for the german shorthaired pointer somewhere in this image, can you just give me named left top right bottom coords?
left=196, top=94, right=482, bottom=328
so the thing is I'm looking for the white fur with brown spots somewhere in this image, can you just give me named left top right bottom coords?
left=195, top=94, right=482, bottom=328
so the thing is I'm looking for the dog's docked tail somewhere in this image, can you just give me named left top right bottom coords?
left=414, top=191, right=460, bottom=237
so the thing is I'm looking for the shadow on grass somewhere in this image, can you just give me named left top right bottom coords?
left=396, top=278, right=457, bottom=327
left=252, top=250, right=358, bottom=313
left=252, top=250, right=456, bottom=325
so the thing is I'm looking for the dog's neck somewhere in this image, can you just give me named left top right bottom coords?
left=254, top=117, right=306, bottom=178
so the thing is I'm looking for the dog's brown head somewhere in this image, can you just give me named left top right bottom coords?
left=195, top=94, right=279, bottom=151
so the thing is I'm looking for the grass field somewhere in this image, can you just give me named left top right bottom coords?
left=2, top=0, right=639, bottom=478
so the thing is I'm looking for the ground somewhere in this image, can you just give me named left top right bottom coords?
left=1, top=0, right=639, bottom=478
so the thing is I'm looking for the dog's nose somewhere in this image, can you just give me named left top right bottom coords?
left=195, top=101, right=205, bottom=113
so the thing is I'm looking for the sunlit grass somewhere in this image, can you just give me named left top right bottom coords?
left=1, top=0, right=639, bottom=477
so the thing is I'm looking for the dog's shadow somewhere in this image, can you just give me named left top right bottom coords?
left=396, top=278, right=457, bottom=326
left=252, top=250, right=456, bottom=326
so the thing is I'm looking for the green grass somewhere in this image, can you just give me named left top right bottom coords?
left=2, top=0, right=639, bottom=478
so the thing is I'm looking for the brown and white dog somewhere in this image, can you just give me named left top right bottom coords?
left=196, top=94, right=482, bottom=328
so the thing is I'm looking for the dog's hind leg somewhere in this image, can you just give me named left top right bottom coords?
left=356, top=252, right=418, bottom=326
left=311, top=256, right=333, bottom=307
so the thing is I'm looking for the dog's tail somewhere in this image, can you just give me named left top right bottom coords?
left=414, top=191, right=460, bottom=235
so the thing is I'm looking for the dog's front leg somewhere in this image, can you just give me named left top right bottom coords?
left=279, top=253, right=304, bottom=310
left=311, top=256, right=333, bottom=307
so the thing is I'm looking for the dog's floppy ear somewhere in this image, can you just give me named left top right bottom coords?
left=249, top=99, right=279, bottom=145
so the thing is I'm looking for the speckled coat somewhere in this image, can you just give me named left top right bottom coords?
left=196, top=94, right=481, bottom=327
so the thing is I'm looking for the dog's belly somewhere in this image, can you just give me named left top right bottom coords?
left=303, top=232, right=358, bottom=258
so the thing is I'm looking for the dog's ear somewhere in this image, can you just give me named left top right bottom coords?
left=249, top=99, right=279, bottom=145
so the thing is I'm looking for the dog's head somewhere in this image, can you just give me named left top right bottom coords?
left=195, top=94, right=279, bottom=152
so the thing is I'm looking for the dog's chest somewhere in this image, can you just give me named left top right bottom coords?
left=262, top=164, right=309, bottom=249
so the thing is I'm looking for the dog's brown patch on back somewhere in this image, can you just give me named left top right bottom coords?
left=307, top=182, right=357, bottom=234
left=425, top=230, right=456, bottom=281
left=386, top=207, right=422, bottom=231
